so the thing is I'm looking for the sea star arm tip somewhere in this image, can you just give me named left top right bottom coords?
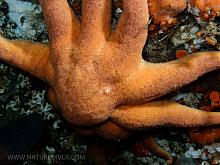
left=39, top=0, right=80, bottom=43
left=142, top=135, right=173, bottom=164
left=110, top=0, right=149, bottom=53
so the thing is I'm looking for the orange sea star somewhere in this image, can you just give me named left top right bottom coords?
left=149, top=0, right=186, bottom=24
left=190, top=0, right=220, bottom=13
left=1, top=0, right=220, bottom=162
left=150, top=0, right=220, bottom=24
left=113, top=0, right=187, bottom=25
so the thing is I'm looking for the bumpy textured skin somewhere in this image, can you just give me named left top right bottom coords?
left=1, top=0, right=220, bottom=161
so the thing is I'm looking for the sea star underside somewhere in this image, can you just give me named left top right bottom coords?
left=1, top=0, right=220, bottom=162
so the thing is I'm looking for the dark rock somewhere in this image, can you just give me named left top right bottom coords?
left=174, top=157, right=198, bottom=165
left=0, top=113, right=44, bottom=164
left=214, top=16, right=220, bottom=24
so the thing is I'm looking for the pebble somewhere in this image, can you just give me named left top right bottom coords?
left=210, top=153, right=220, bottom=165
left=115, top=8, right=122, bottom=14
left=215, top=146, right=220, bottom=153
left=201, top=161, right=210, bottom=165
left=201, top=151, right=209, bottom=161
left=190, top=26, right=200, bottom=34
left=204, top=145, right=216, bottom=154
left=185, top=147, right=202, bottom=159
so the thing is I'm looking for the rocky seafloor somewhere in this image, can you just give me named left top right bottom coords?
left=1, top=0, right=220, bottom=165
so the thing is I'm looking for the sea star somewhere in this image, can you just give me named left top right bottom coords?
left=113, top=0, right=187, bottom=25
left=149, top=0, right=220, bottom=24
left=149, top=0, right=186, bottom=24
left=190, top=0, right=220, bottom=14
left=1, top=0, right=220, bottom=162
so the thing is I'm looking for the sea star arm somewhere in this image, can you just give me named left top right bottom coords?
left=96, top=124, right=173, bottom=162
left=0, top=37, right=53, bottom=83
left=110, top=0, right=149, bottom=54
left=120, top=52, right=220, bottom=103
left=39, top=0, right=80, bottom=43
left=110, top=101, right=220, bottom=130
left=79, top=0, right=112, bottom=46
left=95, top=121, right=129, bottom=140
left=39, top=0, right=81, bottom=71
left=142, top=135, right=173, bottom=163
